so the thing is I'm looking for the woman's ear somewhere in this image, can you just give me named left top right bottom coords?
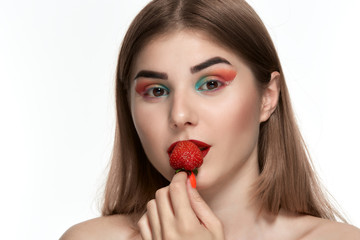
left=259, top=71, right=281, bottom=123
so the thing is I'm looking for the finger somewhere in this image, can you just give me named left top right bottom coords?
left=146, top=199, right=162, bottom=239
left=137, top=213, right=152, bottom=240
left=186, top=178, right=223, bottom=232
left=169, top=172, right=197, bottom=220
left=155, top=186, right=175, bottom=229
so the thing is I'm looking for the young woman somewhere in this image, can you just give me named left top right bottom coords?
left=61, top=0, right=360, bottom=239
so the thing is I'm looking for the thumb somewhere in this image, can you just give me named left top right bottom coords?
left=186, top=177, right=222, bottom=230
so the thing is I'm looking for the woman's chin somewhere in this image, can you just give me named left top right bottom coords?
left=196, top=168, right=221, bottom=191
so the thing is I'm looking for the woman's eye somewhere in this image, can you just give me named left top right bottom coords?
left=197, top=79, right=224, bottom=92
left=144, top=85, right=169, bottom=98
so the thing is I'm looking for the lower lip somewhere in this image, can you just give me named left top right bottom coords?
left=201, top=147, right=210, bottom=158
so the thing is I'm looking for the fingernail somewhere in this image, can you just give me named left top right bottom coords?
left=189, top=171, right=196, bottom=188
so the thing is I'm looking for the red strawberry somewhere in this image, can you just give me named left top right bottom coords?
left=169, top=141, right=203, bottom=171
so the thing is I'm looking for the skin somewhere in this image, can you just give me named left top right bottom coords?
left=60, top=30, right=360, bottom=240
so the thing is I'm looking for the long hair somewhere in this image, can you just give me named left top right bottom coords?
left=102, top=0, right=345, bottom=223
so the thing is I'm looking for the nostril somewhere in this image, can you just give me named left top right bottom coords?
left=171, top=120, right=193, bottom=129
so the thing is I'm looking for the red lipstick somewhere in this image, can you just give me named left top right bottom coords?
left=167, top=139, right=211, bottom=158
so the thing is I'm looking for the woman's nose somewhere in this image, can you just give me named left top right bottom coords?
left=169, top=92, right=199, bottom=130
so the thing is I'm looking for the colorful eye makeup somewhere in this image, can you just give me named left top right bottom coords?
left=134, top=68, right=237, bottom=98
left=196, top=68, right=237, bottom=92
left=211, top=68, right=237, bottom=82
left=135, top=80, right=170, bottom=98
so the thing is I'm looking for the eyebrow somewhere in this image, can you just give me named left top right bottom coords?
left=190, top=57, right=231, bottom=73
left=134, top=56, right=231, bottom=80
left=134, top=70, right=168, bottom=80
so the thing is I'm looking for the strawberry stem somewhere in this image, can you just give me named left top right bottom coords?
left=174, top=168, right=198, bottom=175
left=175, top=169, right=185, bottom=174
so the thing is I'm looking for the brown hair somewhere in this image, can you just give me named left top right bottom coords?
left=102, top=0, right=346, bottom=223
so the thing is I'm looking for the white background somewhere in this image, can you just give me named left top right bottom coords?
left=0, top=0, right=359, bottom=239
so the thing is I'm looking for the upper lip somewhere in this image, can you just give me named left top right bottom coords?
left=167, top=139, right=211, bottom=158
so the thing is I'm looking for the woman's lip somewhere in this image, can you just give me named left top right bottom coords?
left=167, top=139, right=211, bottom=158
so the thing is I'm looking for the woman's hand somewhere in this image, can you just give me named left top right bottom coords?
left=137, top=172, right=225, bottom=240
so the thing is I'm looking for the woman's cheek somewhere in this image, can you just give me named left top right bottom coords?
left=132, top=102, right=173, bottom=177
left=133, top=103, right=163, bottom=143
left=205, top=83, right=261, bottom=156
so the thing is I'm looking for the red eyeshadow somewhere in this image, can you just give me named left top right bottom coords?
left=135, top=80, right=154, bottom=94
left=210, top=69, right=237, bottom=82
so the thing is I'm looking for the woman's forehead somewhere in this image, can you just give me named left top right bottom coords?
left=131, top=30, right=242, bottom=74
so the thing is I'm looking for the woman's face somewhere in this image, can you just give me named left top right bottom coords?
left=130, top=30, right=265, bottom=190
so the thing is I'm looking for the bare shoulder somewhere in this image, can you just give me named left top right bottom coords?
left=60, top=214, right=141, bottom=240
left=301, top=216, right=360, bottom=240
left=274, top=211, right=360, bottom=240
